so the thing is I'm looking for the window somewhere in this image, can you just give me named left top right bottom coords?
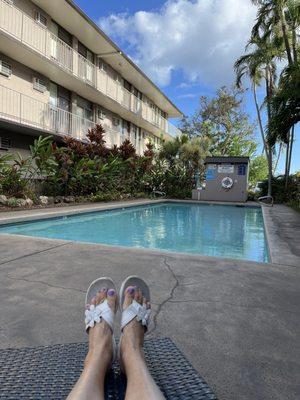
left=0, top=137, right=12, bottom=150
left=0, top=61, right=12, bottom=77
left=99, top=59, right=108, bottom=72
left=131, top=124, right=137, bottom=135
left=33, top=77, right=47, bottom=93
left=58, top=26, right=72, bottom=46
left=237, top=164, right=247, bottom=176
left=97, top=108, right=106, bottom=120
left=123, top=80, right=131, bottom=91
left=35, top=11, right=47, bottom=27
left=112, top=117, right=120, bottom=126
left=122, top=120, right=130, bottom=136
left=77, top=96, right=93, bottom=121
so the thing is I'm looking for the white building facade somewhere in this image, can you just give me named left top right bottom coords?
left=0, top=0, right=182, bottom=157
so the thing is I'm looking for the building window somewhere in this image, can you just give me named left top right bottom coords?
left=0, top=61, right=12, bottom=78
left=0, top=137, right=12, bottom=150
left=98, top=59, right=108, bottom=72
left=58, top=26, right=72, bottom=46
left=97, top=108, right=106, bottom=120
left=112, top=117, right=120, bottom=127
left=123, top=79, right=131, bottom=92
left=237, top=164, right=247, bottom=176
left=77, top=96, right=93, bottom=121
left=33, top=77, right=47, bottom=93
left=35, top=11, right=47, bottom=27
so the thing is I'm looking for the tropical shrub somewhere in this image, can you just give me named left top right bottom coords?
left=40, top=125, right=156, bottom=198
left=260, top=174, right=300, bottom=204
left=0, top=123, right=209, bottom=204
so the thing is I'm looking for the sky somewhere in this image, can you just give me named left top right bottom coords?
left=75, top=0, right=299, bottom=174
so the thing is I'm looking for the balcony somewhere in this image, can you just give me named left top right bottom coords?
left=0, top=84, right=123, bottom=147
left=0, top=0, right=181, bottom=139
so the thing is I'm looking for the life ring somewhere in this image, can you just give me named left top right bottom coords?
left=221, top=177, right=233, bottom=189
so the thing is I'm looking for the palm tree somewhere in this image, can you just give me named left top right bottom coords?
left=234, top=39, right=278, bottom=196
left=267, top=61, right=300, bottom=159
left=251, top=0, right=300, bottom=185
left=251, top=0, right=296, bottom=65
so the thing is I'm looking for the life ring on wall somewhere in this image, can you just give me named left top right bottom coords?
left=221, top=177, right=233, bottom=190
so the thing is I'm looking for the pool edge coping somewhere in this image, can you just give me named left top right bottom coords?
left=0, top=199, right=260, bottom=226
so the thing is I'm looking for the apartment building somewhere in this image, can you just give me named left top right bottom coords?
left=0, top=0, right=182, bottom=158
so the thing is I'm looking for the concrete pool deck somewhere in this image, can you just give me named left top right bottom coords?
left=0, top=201, right=299, bottom=400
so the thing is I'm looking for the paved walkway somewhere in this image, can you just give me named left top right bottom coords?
left=0, top=202, right=299, bottom=400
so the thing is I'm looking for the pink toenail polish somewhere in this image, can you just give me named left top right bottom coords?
left=127, top=287, right=135, bottom=294
left=107, top=289, right=115, bottom=296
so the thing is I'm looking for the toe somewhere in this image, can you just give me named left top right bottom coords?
left=107, top=288, right=117, bottom=312
left=91, top=296, right=97, bottom=306
left=135, top=288, right=143, bottom=304
left=95, top=288, right=106, bottom=305
left=146, top=301, right=151, bottom=310
left=123, top=286, right=135, bottom=310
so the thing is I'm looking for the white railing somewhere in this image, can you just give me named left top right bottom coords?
left=0, top=0, right=181, bottom=138
left=0, top=84, right=121, bottom=145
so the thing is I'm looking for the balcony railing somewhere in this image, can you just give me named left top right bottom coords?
left=0, top=0, right=181, bottom=138
left=0, top=84, right=123, bottom=147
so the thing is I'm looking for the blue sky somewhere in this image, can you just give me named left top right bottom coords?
left=75, top=0, right=299, bottom=174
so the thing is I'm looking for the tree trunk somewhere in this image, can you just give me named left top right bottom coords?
left=287, top=125, right=294, bottom=179
left=253, top=82, right=269, bottom=158
left=292, top=25, right=298, bottom=63
left=285, top=133, right=290, bottom=189
left=265, top=72, right=273, bottom=197
left=273, top=143, right=282, bottom=174
left=267, top=148, right=273, bottom=197
left=281, top=9, right=293, bottom=65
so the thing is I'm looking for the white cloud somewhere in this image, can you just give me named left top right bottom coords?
left=177, top=93, right=198, bottom=99
left=99, top=0, right=256, bottom=87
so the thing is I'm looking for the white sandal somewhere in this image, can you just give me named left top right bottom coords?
left=118, top=276, right=151, bottom=365
left=84, top=277, right=117, bottom=362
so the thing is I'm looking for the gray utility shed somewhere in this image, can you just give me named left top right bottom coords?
left=192, top=156, right=250, bottom=202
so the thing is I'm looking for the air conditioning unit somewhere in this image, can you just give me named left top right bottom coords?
left=0, top=137, right=12, bottom=150
left=33, top=77, right=47, bottom=93
left=0, top=61, right=12, bottom=77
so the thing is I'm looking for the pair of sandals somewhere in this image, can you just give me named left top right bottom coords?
left=84, top=275, right=151, bottom=363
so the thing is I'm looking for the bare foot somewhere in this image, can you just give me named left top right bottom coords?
left=120, top=286, right=151, bottom=368
left=85, top=288, right=117, bottom=370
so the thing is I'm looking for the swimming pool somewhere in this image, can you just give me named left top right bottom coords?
left=0, top=202, right=269, bottom=262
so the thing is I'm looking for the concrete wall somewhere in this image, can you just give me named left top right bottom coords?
left=192, top=162, right=249, bottom=202
left=0, top=129, right=34, bottom=158
left=0, top=53, right=50, bottom=104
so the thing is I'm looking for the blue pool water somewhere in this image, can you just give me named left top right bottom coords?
left=0, top=202, right=269, bottom=262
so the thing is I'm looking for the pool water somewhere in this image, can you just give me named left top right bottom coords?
left=0, top=202, right=269, bottom=262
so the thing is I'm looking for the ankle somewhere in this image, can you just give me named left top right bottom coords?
left=121, top=335, right=144, bottom=366
left=86, top=337, right=112, bottom=366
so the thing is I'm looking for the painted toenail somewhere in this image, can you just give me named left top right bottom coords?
left=127, top=287, right=135, bottom=294
left=85, top=304, right=90, bottom=310
left=107, top=289, right=115, bottom=296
